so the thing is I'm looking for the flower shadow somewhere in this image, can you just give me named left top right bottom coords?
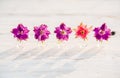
left=29, top=46, right=103, bottom=78
left=0, top=47, right=21, bottom=60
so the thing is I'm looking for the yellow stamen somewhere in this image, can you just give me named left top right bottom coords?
left=80, top=30, right=85, bottom=35
left=61, top=30, right=66, bottom=35
left=40, top=30, right=43, bottom=34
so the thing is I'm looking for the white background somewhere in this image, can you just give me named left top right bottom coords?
left=0, top=0, right=120, bottom=78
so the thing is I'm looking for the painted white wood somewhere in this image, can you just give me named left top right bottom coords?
left=0, top=0, right=120, bottom=78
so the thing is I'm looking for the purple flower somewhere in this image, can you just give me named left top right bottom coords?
left=11, top=24, right=29, bottom=41
left=93, top=23, right=111, bottom=41
left=33, top=24, right=50, bottom=42
left=54, top=23, right=72, bottom=41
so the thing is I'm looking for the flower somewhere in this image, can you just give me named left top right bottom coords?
left=75, top=23, right=91, bottom=40
left=33, top=24, right=50, bottom=42
left=93, top=23, right=111, bottom=41
left=11, top=24, right=29, bottom=41
left=54, top=23, right=72, bottom=41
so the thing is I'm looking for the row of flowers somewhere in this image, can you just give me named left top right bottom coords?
left=11, top=23, right=115, bottom=42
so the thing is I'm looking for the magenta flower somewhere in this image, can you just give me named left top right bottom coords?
left=54, top=23, right=72, bottom=41
left=33, top=24, right=50, bottom=42
left=11, top=24, right=29, bottom=41
left=93, top=23, right=111, bottom=41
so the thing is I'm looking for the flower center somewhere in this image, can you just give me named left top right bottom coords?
left=99, top=30, right=105, bottom=35
left=19, top=31, right=24, bottom=35
left=80, top=30, right=85, bottom=35
left=61, top=30, right=66, bottom=35
left=40, top=30, right=44, bottom=35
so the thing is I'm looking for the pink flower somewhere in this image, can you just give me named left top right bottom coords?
left=93, top=23, right=111, bottom=41
left=11, top=24, right=29, bottom=41
left=54, top=23, right=72, bottom=41
left=33, top=24, right=50, bottom=42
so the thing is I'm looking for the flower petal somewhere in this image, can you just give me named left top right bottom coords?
left=40, top=24, right=47, bottom=30
left=41, top=35, right=48, bottom=41
left=54, top=27, right=60, bottom=33
left=60, top=23, right=66, bottom=30
left=21, top=34, right=28, bottom=40
left=12, top=28, right=19, bottom=35
left=66, top=27, right=72, bottom=34
left=100, top=23, right=106, bottom=31
left=93, top=28, right=100, bottom=33
left=95, top=34, right=102, bottom=40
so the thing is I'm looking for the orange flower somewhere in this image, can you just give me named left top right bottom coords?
left=75, top=23, right=92, bottom=40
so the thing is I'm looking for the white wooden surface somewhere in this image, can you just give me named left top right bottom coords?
left=0, top=0, right=120, bottom=78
